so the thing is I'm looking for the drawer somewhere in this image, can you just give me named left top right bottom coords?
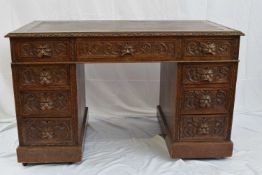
left=12, top=38, right=71, bottom=62
left=15, top=65, right=70, bottom=88
left=180, top=87, right=231, bottom=114
left=183, top=37, right=237, bottom=60
left=20, top=90, right=71, bottom=117
left=76, top=38, right=178, bottom=62
left=181, top=62, right=236, bottom=85
left=179, top=114, right=228, bottom=141
left=20, top=118, right=74, bottom=146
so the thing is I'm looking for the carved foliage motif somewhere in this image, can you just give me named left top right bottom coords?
left=183, top=90, right=227, bottom=113
left=22, top=119, right=73, bottom=145
left=184, top=65, right=231, bottom=83
left=20, top=66, right=68, bottom=86
left=77, top=40, right=176, bottom=57
left=185, top=40, right=231, bottom=57
left=19, top=41, right=68, bottom=58
left=180, top=116, right=226, bottom=140
left=22, top=91, right=70, bottom=115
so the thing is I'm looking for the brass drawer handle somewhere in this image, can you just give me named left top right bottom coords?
left=36, top=44, right=52, bottom=57
left=120, top=44, right=135, bottom=56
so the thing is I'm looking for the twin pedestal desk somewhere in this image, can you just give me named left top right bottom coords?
left=5, top=20, right=244, bottom=164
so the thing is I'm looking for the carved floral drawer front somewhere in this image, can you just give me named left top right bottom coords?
left=18, top=65, right=70, bottom=87
left=181, top=88, right=230, bottom=114
left=76, top=38, right=177, bottom=61
left=182, top=63, right=234, bottom=85
left=183, top=38, right=235, bottom=59
left=13, top=39, right=71, bottom=62
left=20, top=91, right=71, bottom=116
left=20, top=118, right=74, bottom=146
left=179, top=115, right=228, bottom=141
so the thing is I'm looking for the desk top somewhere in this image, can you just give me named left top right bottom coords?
left=6, top=20, right=244, bottom=37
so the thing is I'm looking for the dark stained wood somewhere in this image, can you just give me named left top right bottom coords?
left=7, top=20, right=243, bottom=164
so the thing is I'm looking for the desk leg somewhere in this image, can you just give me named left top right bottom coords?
left=158, top=62, right=238, bottom=158
left=12, top=64, right=87, bottom=164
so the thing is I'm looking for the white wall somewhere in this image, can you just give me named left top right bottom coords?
left=0, top=0, right=261, bottom=119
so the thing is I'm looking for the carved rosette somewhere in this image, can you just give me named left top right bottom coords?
left=19, top=41, right=68, bottom=58
left=77, top=40, right=176, bottom=57
left=185, top=40, right=231, bottom=57
left=184, top=65, right=231, bottom=83
left=22, top=119, right=73, bottom=145
left=20, top=66, right=68, bottom=86
left=180, top=116, right=226, bottom=140
left=183, top=90, right=227, bottom=112
left=22, top=91, right=70, bottom=115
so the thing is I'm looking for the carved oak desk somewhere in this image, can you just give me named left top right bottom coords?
left=5, top=20, right=244, bottom=164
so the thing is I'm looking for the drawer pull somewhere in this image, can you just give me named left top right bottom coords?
left=201, top=43, right=216, bottom=55
left=121, top=44, right=135, bottom=56
left=39, top=70, right=52, bottom=85
left=200, top=69, right=214, bottom=82
left=199, top=94, right=212, bottom=108
left=36, top=44, right=52, bottom=57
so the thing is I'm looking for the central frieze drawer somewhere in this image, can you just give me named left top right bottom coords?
left=20, top=118, right=74, bottom=146
left=76, top=38, right=178, bottom=62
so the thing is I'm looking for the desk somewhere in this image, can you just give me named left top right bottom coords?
left=6, top=20, right=244, bottom=164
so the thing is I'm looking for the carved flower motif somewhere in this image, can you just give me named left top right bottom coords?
left=121, top=44, right=135, bottom=56
left=201, top=43, right=216, bottom=55
left=36, top=44, right=52, bottom=57
left=41, top=127, right=54, bottom=139
left=39, top=70, right=52, bottom=85
left=39, top=96, right=53, bottom=111
left=200, top=68, right=214, bottom=82
left=198, top=122, right=210, bottom=135
left=199, top=94, right=212, bottom=108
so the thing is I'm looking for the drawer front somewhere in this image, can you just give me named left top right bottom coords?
left=17, top=65, right=70, bottom=88
left=181, top=88, right=231, bottom=114
left=183, top=38, right=236, bottom=60
left=182, top=63, right=235, bottom=85
left=13, top=38, right=71, bottom=62
left=20, top=118, right=74, bottom=146
left=20, top=90, right=71, bottom=117
left=76, top=38, right=178, bottom=62
left=179, top=115, right=228, bottom=141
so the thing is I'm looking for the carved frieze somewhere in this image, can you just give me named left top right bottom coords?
left=21, top=119, right=73, bottom=145
left=185, top=39, right=231, bottom=57
left=18, top=41, right=69, bottom=58
left=180, top=116, right=226, bottom=140
left=183, top=65, right=231, bottom=83
left=21, top=91, right=70, bottom=115
left=20, top=66, right=69, bottom=86
left=76, top=40, right=176, bottom=58
left=182, top=89, right=228, bottom=114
